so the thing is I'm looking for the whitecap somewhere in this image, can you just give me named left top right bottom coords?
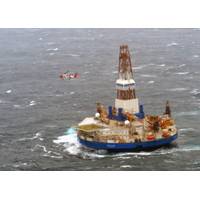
left=113, top=156, right=131, bottom=160
left=54, top=132, right=107, bottom=159
left=45, top=124, right=57, bottom=128
left=47, top=48, right=58, bottom=51
left=120, top=165, right=132, bottom=168
left=148, top=80, right=155, bottom=84
left=29, top=100, right=36, bottom=106
left=134, top=65, right=148, bottom=70
left=167, top=88, right=187, bottom=91
left=13, top=162, right=28, bottom=168
left=54, top=134, right=81, bottom=155
left=175, top=111, right=200, bottom=116
left=190, top=89, right=199, bottom=95
left=70, top=91, right=75, bottom=95
left=6, top=90, right=12, bottom=94
left=175, top=72, right=189, bottom=75
left=66, top=54, right=80, bottom=57
left=38, top=38, right=43, bottom=41
left=179, top=128, right=195, bottom=133
left=54, top=133, right=76, bottom=144
left=167, top=42, right=179, bottom=47
left=194, top=93, right=200, bottom=98
left=118, top=152, right=152, bottom=156
left=158, top=64, right=166, bottom=67
left=17, top=132, right=42, bottom=142
left=193, top=55, right=199, bottom=58
left=13, top=104, right=21, bottom=108
left=140, top=74, right=156, bottom=78
left=32, top=144, right=49, bottom=153
left=43, top=154, right=63, bottom=159
left=178, top=64, right=186, bottom=68
left=180, top=146, right=200, bottom=152
left=42, top=151, right=63, bottom=159
left=49, top=53, right=55, bottom=56
left=134, top=67, right=143, bottom=70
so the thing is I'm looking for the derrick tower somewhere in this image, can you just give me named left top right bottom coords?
left=115, top=45, right=139, bottom=113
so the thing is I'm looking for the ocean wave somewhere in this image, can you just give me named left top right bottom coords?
left=54, top=133, right=109, bottom=159
left=158, top=64, right=166, bottom=67
left=175, top=111, right=200, bottom=116
left=179, top=146, right=200, bottom=152
left=31, top=144, right=51, bottom=154
left=166, top=42, right=179, bottom=47
left=17, top=132, right=42, bottom=142
left=148, top=80, right=155, bottom=84
left=14, top=101, right=37, bottom=109
left=47, top=48, right=58, bottom=51
left=135, top=64, right=155, bottom=70
left=12, top=162, right=30, bottom=169
left=44, top=124, right=58, bottom=128
left=178, top=64, right=186, bottom=68
left=29, top=100, right=36, bottom=106
left=13, top=104, right=22, bottom=108
left=190, top=89, right=199, bottom=95
left=190, top=89, right=200, bottom=98
left=66, top=53, right=80, bottom=57
left=120, top=165, right=132, bottom=168
left=175, top=72, right=189, bottom=75
left=49, top=53, right=55, bottom=56
left=43, top=151, right=63, bottom=159
left=194, top=93, right=200, bottom=98
left=179, top=128, right=195, bottom=133
left=167, top=88, right=188, bottom=91
left=140, top=74, right=157, bottom=78
left=6, top=90, right=12, bottom=94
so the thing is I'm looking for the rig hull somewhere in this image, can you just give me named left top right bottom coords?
left=78, top=133, right=178, bottom=151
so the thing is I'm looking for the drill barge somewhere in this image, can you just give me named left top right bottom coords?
left=76, top=45, right=178, bottom=151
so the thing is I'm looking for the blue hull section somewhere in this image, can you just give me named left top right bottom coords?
left=78, top=133, right=178, bottom=151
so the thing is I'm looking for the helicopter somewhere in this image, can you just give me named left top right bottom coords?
left=59, top=70, right=80, bottom=80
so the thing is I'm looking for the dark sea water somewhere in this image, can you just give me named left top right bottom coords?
left=0, top=28, right=200, bottom=170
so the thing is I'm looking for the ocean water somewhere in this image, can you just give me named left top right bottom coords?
left=0, top=28, right=200, bottom=170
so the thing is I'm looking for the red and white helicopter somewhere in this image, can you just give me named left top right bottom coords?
left=59, top=71, right=80, bottom=80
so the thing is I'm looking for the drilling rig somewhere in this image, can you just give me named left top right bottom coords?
left=115, top=45, right=139, bottom=113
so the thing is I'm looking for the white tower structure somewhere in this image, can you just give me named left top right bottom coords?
left=115, top=45, right=139, bottom=113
